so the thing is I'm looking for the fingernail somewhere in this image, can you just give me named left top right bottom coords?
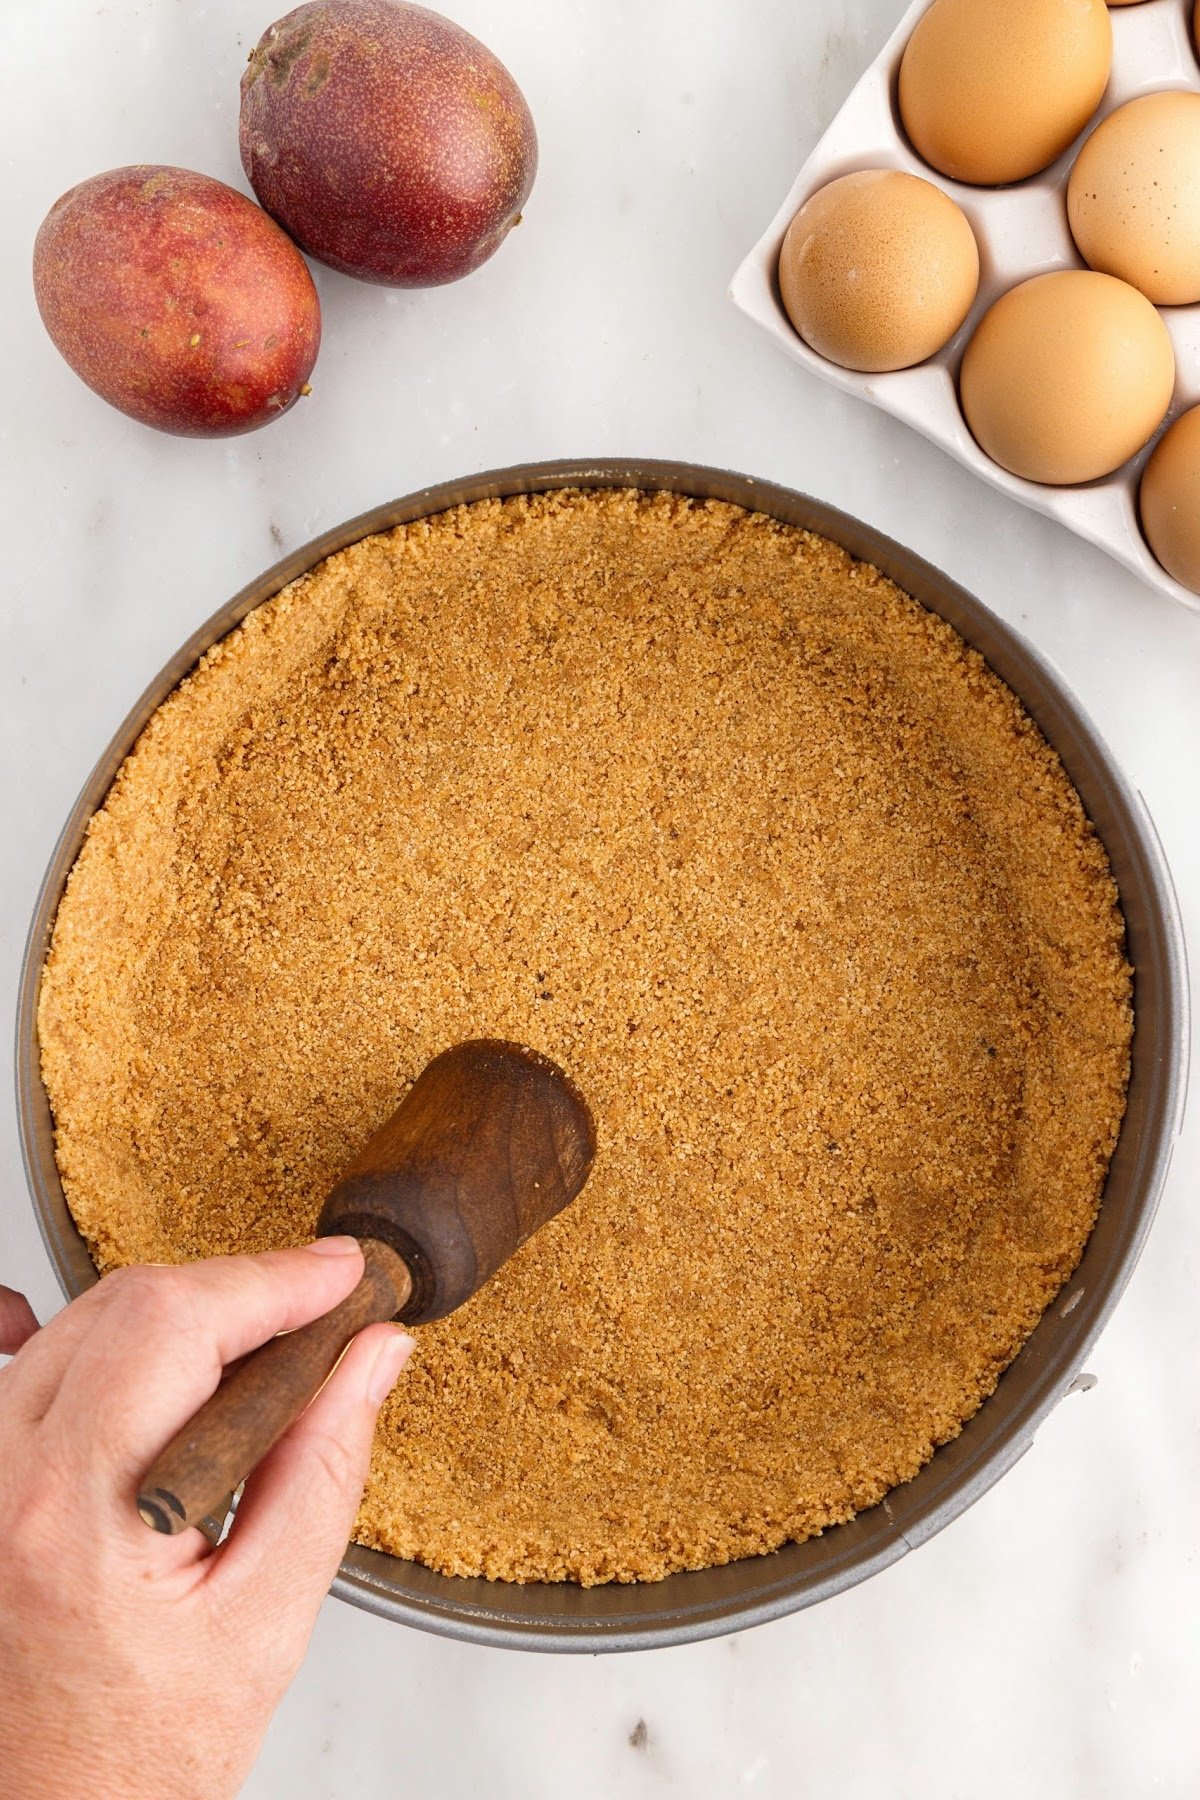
left=305, top=1235, right=362, bottom=1257
left=368, top=1330, right=417, bottom=1404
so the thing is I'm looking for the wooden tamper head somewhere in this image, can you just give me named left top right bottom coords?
left=319, top=1038, right=595, bottom=1323
left=137, top=1041, right=594, bottom=1535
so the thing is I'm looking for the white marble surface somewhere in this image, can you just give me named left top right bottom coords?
left=2, top=2, right=1198, bottom=1795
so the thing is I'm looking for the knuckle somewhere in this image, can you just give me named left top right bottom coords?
left=103, top=1263, right=182, bottom=1327
left=232, top=1261, right=282, bottom=1335
left=306, top=1426, right=360, bottom=1496
left=210, top=1561, right=308, bottom=1674
left=5, top=1482, right=64, bottom=1576
left=5, top=1488, right=40, bottom=1554
left=102, top=1262, right=157, bottom=1301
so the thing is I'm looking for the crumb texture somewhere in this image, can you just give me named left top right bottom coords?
left=39, top=491, right=1131, bottom=1585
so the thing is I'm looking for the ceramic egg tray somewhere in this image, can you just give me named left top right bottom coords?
left=730, top=0, right=1200, bottom=613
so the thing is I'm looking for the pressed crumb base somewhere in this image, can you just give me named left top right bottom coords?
left=39, top=491, right=1131, bottom=1585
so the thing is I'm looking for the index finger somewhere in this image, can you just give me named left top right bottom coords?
left=43, top=1239, right=366, bottom=1501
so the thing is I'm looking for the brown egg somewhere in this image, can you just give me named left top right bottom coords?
left=1140, top=405, right=1200, bottom=592
left=1069, top=92, right=1200, bottom=304
left=960, top=271, right=1175, bottom=485
left=899, top=0, right=1112, bottom=186
left=777, top=170, right=979, bottom=373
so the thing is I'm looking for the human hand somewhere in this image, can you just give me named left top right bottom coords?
left=0, top=1243, right=414, bottom=1800
left=0, top=1283, right=39, bottom=1355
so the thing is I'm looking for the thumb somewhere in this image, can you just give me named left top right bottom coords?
left=210, top=1324, right=415, bottom=1640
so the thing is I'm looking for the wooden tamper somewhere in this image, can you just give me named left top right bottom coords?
left=137, top=1039, right=595, bottom=1535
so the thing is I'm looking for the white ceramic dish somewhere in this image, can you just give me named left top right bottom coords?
left=729, top=0, right=1200, bottom=614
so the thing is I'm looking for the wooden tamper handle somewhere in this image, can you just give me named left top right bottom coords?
left=137, top=1239, right=411, bottom=1535
left=138, top=1040, right=594, bottom=1535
